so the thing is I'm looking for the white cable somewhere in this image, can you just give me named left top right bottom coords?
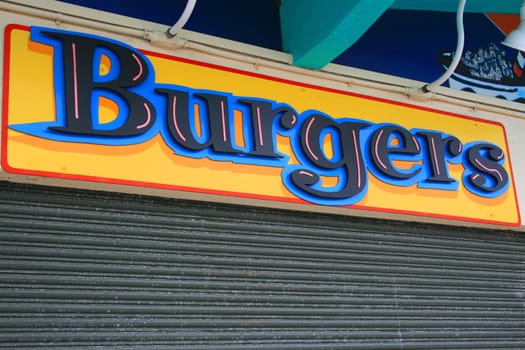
left=422, top=0, right=467, bottom=93
left=167, top=0, right=197, bottom=37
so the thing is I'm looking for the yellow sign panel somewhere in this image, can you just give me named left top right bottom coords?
left=2, top=25, right=520, bottom=226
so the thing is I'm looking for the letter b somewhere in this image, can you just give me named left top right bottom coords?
left=34, top=28, right=155, bottom=137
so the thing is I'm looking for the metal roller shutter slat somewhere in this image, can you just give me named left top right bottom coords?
left=0, top=182, right=524, bottom=349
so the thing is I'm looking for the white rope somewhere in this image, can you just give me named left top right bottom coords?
left=167, top=0, right=197, bottom=37
left=423, top=0, right=467, bottom=92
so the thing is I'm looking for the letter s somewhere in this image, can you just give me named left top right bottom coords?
left=463, top=142, right=509, bottom=198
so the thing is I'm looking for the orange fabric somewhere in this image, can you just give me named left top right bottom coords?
left=486, top=14, right=520, bottom=35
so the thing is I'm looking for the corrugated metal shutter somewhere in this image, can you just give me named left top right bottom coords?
left=0, top=181, right=524, bottom=349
